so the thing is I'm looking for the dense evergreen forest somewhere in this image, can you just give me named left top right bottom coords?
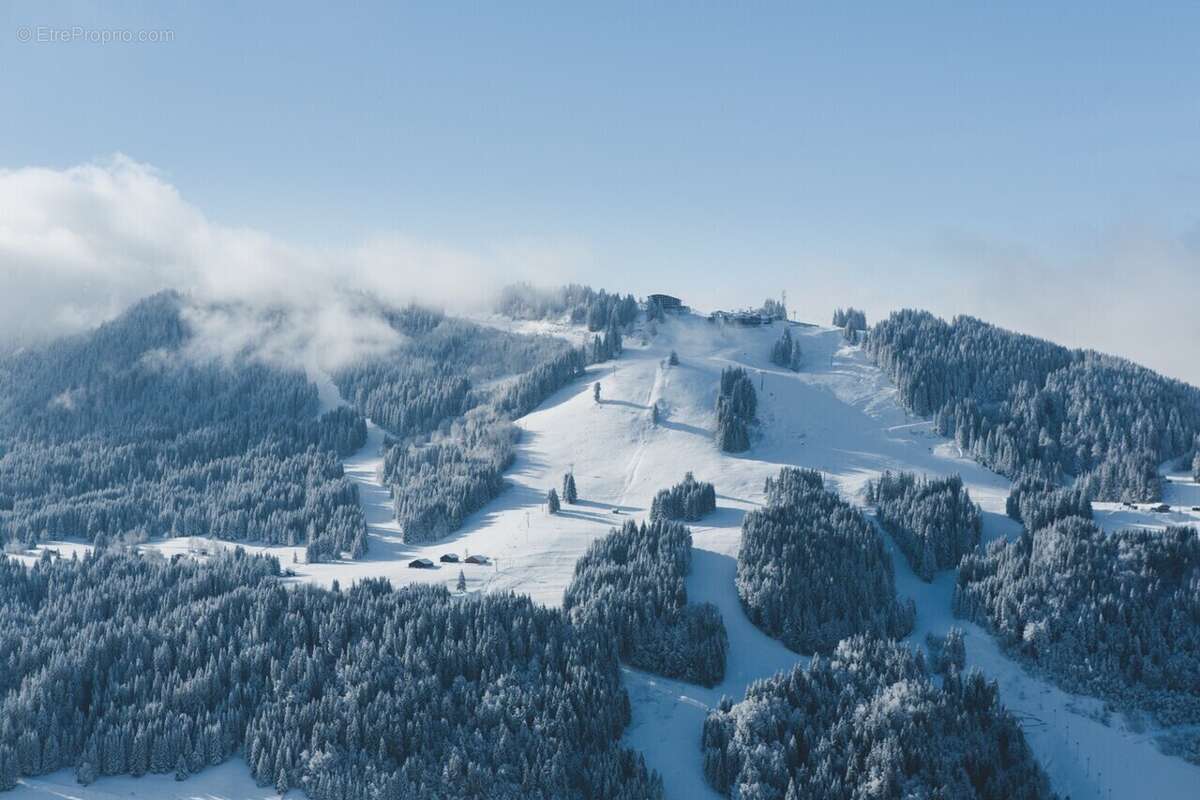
left=331, top=306, right=596, bottom=544
left=736, top=468, right=914, bottom=654
left=716, top=367, right=757, bottom=453
left=956, top=519, right=1200, bottom=737
left=867, top=310, right=1200, bottom=501
left=0, top=293, right=368, bottom=560
left=864, top=471, right=982, bottom=581
left=701, top=636, right=1053, bottom=800
left=331, top=304, right=579, bottom=436
left=562, top=518, right=727, bottom=686
left=648, top=473, right=717, bottom=523
left=0, top=549, right=663, bottom=799
left=1005, top=475, right=1093, bottom=532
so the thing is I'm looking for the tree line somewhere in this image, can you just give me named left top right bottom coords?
left=374, top=347, right=592, bottom=544
left=831, top=307, right=866, bottom=329
left=866, top=309, right=1200, bottom=501
left=495, top=283, right=640, bottom=333
left=0, top=548, right=663, bottom=799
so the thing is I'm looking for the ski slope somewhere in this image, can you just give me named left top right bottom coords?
left=9, top=313, right=1199, bottom=800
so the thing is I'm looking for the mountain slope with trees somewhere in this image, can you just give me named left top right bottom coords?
left=0, top=549, right=663, bottom=799
left=956, top=518, right=1200, bottom=736
left=866, top=310, right=1200, bottom=501
left=331, top=307, right=603, bottom=544
left=495, top=283, right=640, bottom=332
left=0, top=292, right=368, bottom=560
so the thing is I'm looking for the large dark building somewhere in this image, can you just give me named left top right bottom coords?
left=647, top=293, right=683, bottom=311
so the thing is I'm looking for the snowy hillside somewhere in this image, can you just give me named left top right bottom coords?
left=9, top=313, right=1199, bottom=800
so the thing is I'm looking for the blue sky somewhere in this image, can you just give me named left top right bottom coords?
left=2, top=2, right=1198, bottom=382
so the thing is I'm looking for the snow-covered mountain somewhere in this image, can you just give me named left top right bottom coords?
left=5, top=307, right=1199, bottom=800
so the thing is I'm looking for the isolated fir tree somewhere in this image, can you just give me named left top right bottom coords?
left=593, top=381, right=601, bottom=403
left=456, top=569, right=467, bottom=593
left=547, top=487, right=561, bottom=514
left=562, top=472, right=578, bottom=503
left=275, top=765, right=288, bottom=795
left=668, top=350, right=679, bottom=366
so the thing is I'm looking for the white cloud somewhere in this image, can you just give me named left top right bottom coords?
left=2, top=155, right=1196, bottom=388
left=0, top=155, right=586, bottom=370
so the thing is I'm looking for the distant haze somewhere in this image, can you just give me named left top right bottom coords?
left=0, top=156, right=1196, bottom=387
left=3, top=4, right=1198, bottom=384
left=0, top=157, right=586, bottom=371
